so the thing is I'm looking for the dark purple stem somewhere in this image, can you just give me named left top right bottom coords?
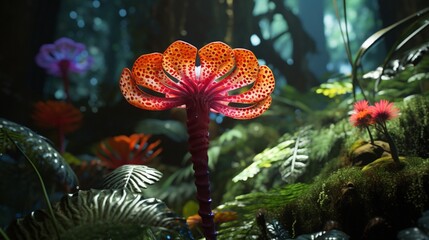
left=365, top=126, right=374, bottom=144
left=59, top=60, right=71, bottom=102
left=380, top=122, right=400, bottom=165
left=186, top=97, right=216, bottom=240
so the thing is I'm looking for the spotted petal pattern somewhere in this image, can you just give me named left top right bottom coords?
left=119, top=68, right=182, bottom=111
left=198, top=42, right=235, bottom=83
left=162, top=41, right=197, bottom=84
left=213, top=96, right=273, bottom=120
left=119, top=40, right=275, bottom=119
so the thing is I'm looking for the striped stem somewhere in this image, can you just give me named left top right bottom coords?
left=186, top=97, right=216, bottom=240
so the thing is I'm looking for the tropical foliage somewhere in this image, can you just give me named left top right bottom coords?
left=1, top=2, right=429, bottom=240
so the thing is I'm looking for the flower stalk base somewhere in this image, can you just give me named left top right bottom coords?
left=186, top=98, right=216, bottom=240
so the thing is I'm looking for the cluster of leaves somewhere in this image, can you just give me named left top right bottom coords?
left=215, top=183, right=309, bottom=239
left=141, top=122, right=280, bottom=211
left=232, top=126, right=311, bottom=184
left=208, top=5, right=429, bottom=238
left=0, top=118, right=78, bottom=187
left=364, top=46, right=429, bottom=101
left=0, top=119, right=193, bottom=240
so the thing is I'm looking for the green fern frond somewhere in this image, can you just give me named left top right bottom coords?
left=279, top=128, right=311, bottom=183
left=232, top=139, right=294, bottom=182
left=216, top=183, right=309, bottom=239
left=309, top=119, right=351, bottom=161
left=103, top=165, right=163, bottom=193
left=233, top=127, right=312, bottom=183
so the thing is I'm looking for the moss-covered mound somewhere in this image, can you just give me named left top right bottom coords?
left=280, top=157, right=429, bottom=239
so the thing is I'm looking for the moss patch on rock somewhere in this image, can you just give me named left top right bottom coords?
left=279, top=157, right=429, bottom=239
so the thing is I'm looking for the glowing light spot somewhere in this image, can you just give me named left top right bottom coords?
left=55, top=90, right=65, bottom=99
left=250, top=34, right=261, bottom=46
left=92, top=0, right=100, bottom=8
left=90, top=77, right=98, bottom=86
left=119, top=8, right=127, bottom=17
left=69, top=11, right=77, bottom=19
left=77, top=19, right=85, bottom=28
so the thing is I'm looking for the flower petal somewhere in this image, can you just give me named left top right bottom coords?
left=213, top=96, right=272, bottom=119
left=224, top=65, right=275, bottom=103
left=221, top=49, right=259, bottom=91
left=119, top=68, right=181, bottom=111
left=162, top=40, right=197, bottom=83
left=198, top=42, right=235, bottom=83
left=132, top=53, right=179, bottom=93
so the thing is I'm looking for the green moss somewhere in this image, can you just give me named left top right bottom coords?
left=389, top=96, right=429, bottom=158
left=279, top=157, right=429, bottom=239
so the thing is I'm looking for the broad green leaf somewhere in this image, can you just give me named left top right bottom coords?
left=0, top=118, right=77, bottom=187
left=6, top=189, right=192, bottom=240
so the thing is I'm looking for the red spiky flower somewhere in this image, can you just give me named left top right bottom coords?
left=369, top=99, right=399, bottom=123
left=32, top=100, right=83, bottom=153
left=119, top=40, right=275, bottom=239
left=94, top=133, right=162, bottom=170
left=350, top=99, right=401, bottom=165
left=350, top=109, right=373, bottom=128
left=353, top=99, right=370, bottom=112
left=369, top=99, right=400, bottom=164
left=350, top=99, right=375, bottom=144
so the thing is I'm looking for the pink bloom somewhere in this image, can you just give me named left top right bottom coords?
left=369, top=100, right=399, bottom=123
left=36, top=37, right=93, bottom=77
left=350, top=109, right=374, bottom=128
left=353, top=100, right=370, bottom=112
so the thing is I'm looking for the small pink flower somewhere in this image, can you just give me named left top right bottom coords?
left=369, top=100, right=399, bottom=123
left=36, top=37, right=93, bottom=77
left=350, top=109, right=373, bottom=128
left=350, top=100, right=373, bottom=128
left=353, top=100, right=370, bottom=112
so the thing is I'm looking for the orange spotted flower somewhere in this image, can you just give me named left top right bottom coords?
left=32, top=100, right=83, bottom=152
left=94, top=133, right=162, bottom=170
left=119, top=40, right=275, bottom=240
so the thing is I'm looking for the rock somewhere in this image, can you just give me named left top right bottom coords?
left=349, top=141, right=391, bottom=166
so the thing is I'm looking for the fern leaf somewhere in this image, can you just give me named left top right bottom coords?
left=233, top=126, right=311, bottom=183
left=232, top=139, right=294, bottom=182
left=279, top=128, right=311, bottom=183
left=103, top=165, right=163, bottom=193
left=216, top=183, right=308, bottom=239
